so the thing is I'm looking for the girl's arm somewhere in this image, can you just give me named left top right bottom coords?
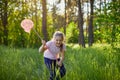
left=57, top=50, right=65, bottom=66
left=39, top=40, right=47, bottom=53
left=60, top=44, right=66, bottom=63
left=60, top=50, right=65, bottom=63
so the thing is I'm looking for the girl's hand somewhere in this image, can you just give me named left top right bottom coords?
left=39, top=40, right=46, bottom=53
left=42, top=40, right=46, bottom=46
left=57, top=60, right=62, bottom=67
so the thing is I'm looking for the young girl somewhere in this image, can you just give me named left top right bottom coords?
left=39, top=31, right=66, bottom=80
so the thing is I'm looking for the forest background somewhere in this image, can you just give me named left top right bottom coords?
left=0, top=0, right=120, bottom=80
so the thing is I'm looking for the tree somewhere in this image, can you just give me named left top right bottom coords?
left=78, top=0, right=85, bottom=47
left=88, top=0, right=94, bottom=46
left=64, top=0, right=67, bottom=35
left=41, top=0, right=48, bottom=41
left=1, top=0, right=8, bottom=45
left=52, top=2, right=57, bottom=33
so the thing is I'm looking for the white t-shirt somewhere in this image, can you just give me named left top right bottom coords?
left=44, top=40, right=66, bottom=60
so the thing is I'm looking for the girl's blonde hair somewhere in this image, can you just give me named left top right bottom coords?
left=53, top=31, right=65, bottom=42
left=52, top=31, right=65, bottom=51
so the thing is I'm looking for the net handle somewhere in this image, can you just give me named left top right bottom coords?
left=32, top=27, right=42, bottom=41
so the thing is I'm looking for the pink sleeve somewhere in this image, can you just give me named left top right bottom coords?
left=46, top=41, right=51, bottom=48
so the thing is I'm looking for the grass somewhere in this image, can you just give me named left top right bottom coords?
left=0, top=44, right=120, bottom=80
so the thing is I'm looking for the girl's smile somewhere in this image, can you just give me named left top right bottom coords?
left=54, top=36, right=63, bottom=47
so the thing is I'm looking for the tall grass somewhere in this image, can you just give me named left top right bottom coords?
left=0, top=44, right=120, bottom=80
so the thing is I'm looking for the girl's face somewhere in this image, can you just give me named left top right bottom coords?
left=54, top=36, right=63, bottom=47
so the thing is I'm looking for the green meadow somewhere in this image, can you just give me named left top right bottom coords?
left=0, top=44, right=120, bottom=80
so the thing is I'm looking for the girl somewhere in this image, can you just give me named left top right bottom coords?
left=39, top=31, right=66, bottom=80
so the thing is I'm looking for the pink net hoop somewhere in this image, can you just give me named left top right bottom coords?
left=21, top=19, right=34, bottom=33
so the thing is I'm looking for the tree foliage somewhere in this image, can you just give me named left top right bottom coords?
left=94, top=0, right=120, bottom=53
left=0, top=0, right=119, bottom=48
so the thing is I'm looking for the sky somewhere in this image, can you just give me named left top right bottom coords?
left=47, top=0, right=65, bottom=14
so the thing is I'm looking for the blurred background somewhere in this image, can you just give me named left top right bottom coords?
left=0, top=0, right=120, bottom=48
left=0, top=0, right=120, bottom=80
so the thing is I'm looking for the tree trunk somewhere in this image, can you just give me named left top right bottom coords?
left=52, top=3, right=56, bottom=35
left=0, top=1, right=2, bottom=44
left=41, top=0, right=48, bottom=41
left=86, top=0, right=89, bottom=40
left=78, top=0, right=85, bottom=48
left=88, top=0, right=94, bottom=46
left=35, top=0, right=38, bottom=30
left=98, top=0, right=102, bottom=42
left=64, top=0, right=67, bottom=35
left=1, top=0, right=8, bottom=45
